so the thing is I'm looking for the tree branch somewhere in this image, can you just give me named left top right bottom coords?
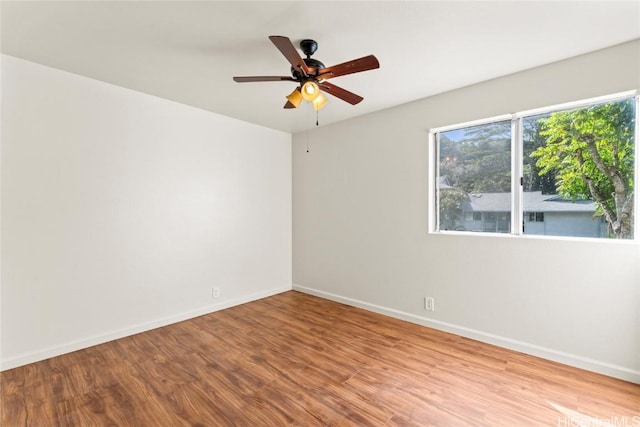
left=576, top=149, right=617, bottom=230
left=582, top=134, right=627, bottom=194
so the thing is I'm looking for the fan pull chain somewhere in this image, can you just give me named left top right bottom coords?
left=316, top=110, right=319, bottom=127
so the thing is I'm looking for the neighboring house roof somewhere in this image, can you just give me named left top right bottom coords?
left=464, top=191, right=596, bottom=213
left=465, top=192, right=510, bottom=212
left=523, top=192, right=595, bottom=213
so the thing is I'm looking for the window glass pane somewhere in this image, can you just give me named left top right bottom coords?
left=437, top=120, right=512, bottom=233
left=522, top=98, right=635, bottom=239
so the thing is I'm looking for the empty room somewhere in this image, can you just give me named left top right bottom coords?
left=1, top=1, right=639, bottom=425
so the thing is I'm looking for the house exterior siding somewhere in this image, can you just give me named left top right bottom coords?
left=447, top=191, right=605, bottom=238
left=524, top=211, right=607, bottom=237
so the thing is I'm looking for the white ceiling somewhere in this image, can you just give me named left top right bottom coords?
left=2, top=1, right=639, bottom=134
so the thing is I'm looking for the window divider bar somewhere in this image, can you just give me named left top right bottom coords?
left=430, top=131, right=440, bottom=233
left=511, top=116, right=523, bottom=236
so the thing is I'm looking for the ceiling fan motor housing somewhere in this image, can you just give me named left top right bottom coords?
left=300, top=39, right=318, bottom=57
left=290, top=39, right=325, bottom=80
left=291, top=58, right=325, bottom=80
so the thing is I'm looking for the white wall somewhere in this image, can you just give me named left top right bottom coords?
left=293, top=40, right=640, bottom=383
left=1, top=55, right=292, bottom=370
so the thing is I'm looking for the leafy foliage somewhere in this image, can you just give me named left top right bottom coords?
left=439, top=189, right=468, bottom=230
left=522, top=114, right=557, bottom=194
left=531, top=99, right=635, bottom=239
left=439, top=121, right=511, bottom=193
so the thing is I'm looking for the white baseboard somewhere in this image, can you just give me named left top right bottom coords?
left=1, top=285, right=291, bottom=371
left=293, top=284, right=640, bottom=384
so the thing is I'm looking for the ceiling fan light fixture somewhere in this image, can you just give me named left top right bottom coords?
left=312, top=92, right=328, bottom=111
left=301, top=80, right=320, bottom=101
left=286, top=88, right=303, bottom=108
left=233, top=36, right=378, bottom=110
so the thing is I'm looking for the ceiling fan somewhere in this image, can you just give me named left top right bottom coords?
left=233, top=36, right=380, bottom=111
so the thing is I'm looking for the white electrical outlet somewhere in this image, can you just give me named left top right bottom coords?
left=212, top=287, right=220, bottom=298
left=425, top=297, right=435, bottom=311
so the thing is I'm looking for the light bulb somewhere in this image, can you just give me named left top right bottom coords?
left=301, top=81, right=320, bottom=101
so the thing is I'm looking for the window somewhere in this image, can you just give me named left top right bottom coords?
left=437, top=120, right=511, bottom=232
left=527, top=212, right=544, bottom=222
left=525, top=212, right=544, bottom=222
left=433, top=92, right=637, bottom=240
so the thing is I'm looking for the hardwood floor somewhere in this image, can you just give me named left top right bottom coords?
left=2, top=291, right=639, bottom=426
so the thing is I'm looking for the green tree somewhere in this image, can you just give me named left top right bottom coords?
left=439, top=189, right=468, bottom=230
left=531, top=99, right=635, bottom=239
left=439, top=121, right=511, bottom=193
left=523, top=114, right=557, bottom=194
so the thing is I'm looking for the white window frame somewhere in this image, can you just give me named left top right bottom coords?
left=429, top=90, right=639, bottom=241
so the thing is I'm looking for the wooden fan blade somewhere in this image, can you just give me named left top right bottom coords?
left=233, top=76, right=295, bottom=82
left=284, top=101, right=296, bottom=109
left=269, top=35, right=310, bottom=76
left=319, top=81, right=363, bottom=105
left=317, top=55, right=379, bottom=80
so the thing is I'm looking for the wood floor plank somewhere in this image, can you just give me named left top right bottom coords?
left=2, top=290, right=639, bottom=426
